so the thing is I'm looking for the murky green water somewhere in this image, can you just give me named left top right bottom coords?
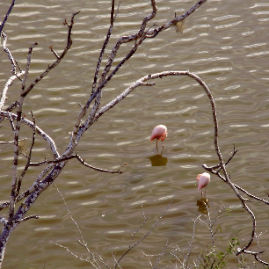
left=0, top=0, right=269, bottom=268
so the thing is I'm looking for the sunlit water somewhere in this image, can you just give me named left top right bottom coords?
left=0, top=0, right=269, bottom=268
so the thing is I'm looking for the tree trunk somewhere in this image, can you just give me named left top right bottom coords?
left=0, top=225, right=16, bottom=268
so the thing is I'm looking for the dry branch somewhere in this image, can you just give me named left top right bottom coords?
left=0, top=0, right=16, bottom=37
left=21, top=11, right=80, bottom=98
left=29, top=154, right=122, bottom=174
left=0, top=111, right=59, bottom=158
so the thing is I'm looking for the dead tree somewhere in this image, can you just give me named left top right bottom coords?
left=0, top=0, right=268, bottom=267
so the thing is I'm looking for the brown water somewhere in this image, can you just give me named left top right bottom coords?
left=0, top=0, right=269, bottom=268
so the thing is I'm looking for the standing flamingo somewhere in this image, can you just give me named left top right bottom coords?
left=150, top=125, right=167, bottom=154
left=197, top=172, right=210, bottom=197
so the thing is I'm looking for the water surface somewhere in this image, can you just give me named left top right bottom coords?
left=0, top=0, right=269, bottom=268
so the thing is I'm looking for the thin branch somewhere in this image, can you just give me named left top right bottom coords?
left=129, top=212, right=148, bottom=248
left=9, top=42, right=39, bottom=224
left=183, top=215, right=201, bottom=268
left=7, top=113, right=15, bottom=131
left=0, top=0, right=17, bottom=38
left=49, top=45, right=60, bottom=59
left=99, top=0, right=157, bottom=89
left=75, top=154, right=122, bottom=174
left=16, top=164, right=54, bottom=204
left=29, top=154, right=122, bottom=174
left=114, top=195, right=175, bottom=269
left=236, top=203, right=256, bottom=255
left=16, top=111, right=36, bottom=196
left=0, top=203, right=9, bottom=211
left=146, top=0, right=207, bottom=38
left=0, top=33, right=23, bottom=110
left=203, top=144, right=238, bottom=173
left=14, top=214, right=39, bottom=223
left=240, top=249, right=268, bottom=266
left=54, top=242, right=91, bottom=264
left=152, top=240, right=169, bottom=269
left=55, top=185, right=110, bottom=269
left=21, top=11, right=80, bottom=98
left=92, top=0, right=116, bottom=93
left=21, top=42, right=38, bottom=91
left=5, top=101, right=19, bottom=112
left=234, top=184, right=269, bottom=205
left=94, top=71, right=215, bottom=127
left=55, top=185, right=85, bottom=245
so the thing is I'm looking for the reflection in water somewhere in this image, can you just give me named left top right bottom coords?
left=18, top=138, right=28, bottom=154
left=149, top=154, right=168, bottom=166
left=197, top=198, right=209, bottom=214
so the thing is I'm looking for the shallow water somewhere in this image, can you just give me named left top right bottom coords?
left=0, top=0, right=269, bottom=268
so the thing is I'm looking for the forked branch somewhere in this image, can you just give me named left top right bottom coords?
left=29, top=154, right=122, bottom=174
left=21, top=11, right=80, bottom=98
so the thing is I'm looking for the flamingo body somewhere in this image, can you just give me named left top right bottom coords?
left=150, top=125, right=167, bottom=155
left=197, top=172, right=210, bottom=196
left=150, top=125, right=167, bottom=141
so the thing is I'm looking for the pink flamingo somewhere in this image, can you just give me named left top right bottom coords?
left=197, top=172, right=210, bottom=197
left=150, top=125, right=167, bottom=154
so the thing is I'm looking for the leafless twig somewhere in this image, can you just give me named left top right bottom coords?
left=114, top=195, right=175, bottom=269
left=16, top=111, right=36, bottom=196
left=29, top=153, right=122, bottom=174
left=183, top=215, right=201, bottom=268
left=0, top=0, right=16, bottom=37
left=21, top=11, right=80, bottom=98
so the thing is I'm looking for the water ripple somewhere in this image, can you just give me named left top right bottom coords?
left=215, top=20, right=243, bottom=29
left=246, top=51, right=269, bottom=58
left=213, top=15, right=241, bottom=21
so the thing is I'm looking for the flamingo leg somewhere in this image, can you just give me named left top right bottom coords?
left=161, top=140, right=164, bottom=155
left=200, top=187, right=207, bottom=198
left=156, top=139, right=159, bottom=154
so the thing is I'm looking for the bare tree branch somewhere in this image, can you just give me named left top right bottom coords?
left=29, top=154, right=122, bottom=174
left=152, top=240, right=169, bottom=269
left=0, top=111, right=59, bottom=158
left=16, top=111, right=36, bottom=196
left=14, top=214, right=39, bottom=223
left=146, top=0, right=207, bottom=38
left=21, top=11, right=80, bottom=98
left=92, top=0, right=116, bottom=94
left=239, top=249, right=268, bottom=266
left=0, top=0, right=16, bottom=37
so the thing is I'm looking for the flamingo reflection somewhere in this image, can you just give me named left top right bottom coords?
left=197, top=198, right=209, bottom=214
